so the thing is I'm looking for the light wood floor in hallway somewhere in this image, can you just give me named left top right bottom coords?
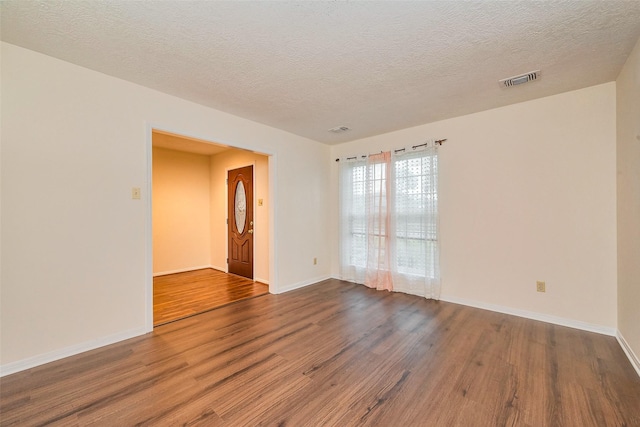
left=154, top=268, right=269, bottom=326
left=2, top=279, right=639, bottom=426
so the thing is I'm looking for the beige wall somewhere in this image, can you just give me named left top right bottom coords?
left=152, top=145, right=269, bottom=281
left=1, top=42, right=331, bottom=369
left=616, top=36, right=640, bottom=365
left=152, top=147, right=212, bottom=274
left=331, top=83, right=618, bottom=330
left=210, top=150, right=269, bottom=282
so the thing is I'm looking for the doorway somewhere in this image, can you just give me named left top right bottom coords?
left=149, top=129, right=271, bottom=326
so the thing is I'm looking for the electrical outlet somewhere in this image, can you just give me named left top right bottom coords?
left=313, top=257, right=317, bottom=265
left=536, top=281, right=546, bottom=293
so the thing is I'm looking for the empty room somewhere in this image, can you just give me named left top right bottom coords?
left=1, top=1, right=639, bottom=426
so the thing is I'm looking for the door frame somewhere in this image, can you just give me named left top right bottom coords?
left=225, top=162, right=256, bottom=278
left=144, top=123, right=278, bottom=332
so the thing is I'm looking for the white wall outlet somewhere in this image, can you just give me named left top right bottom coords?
left=536, top=281, right=546, bottom=292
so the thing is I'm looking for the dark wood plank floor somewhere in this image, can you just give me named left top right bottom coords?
left=154, top=268, right=269, bottom=326
left=2, top=279, right=639, bottom=426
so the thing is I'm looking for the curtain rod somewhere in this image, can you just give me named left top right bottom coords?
left=335, top=139, right=446, bottom=162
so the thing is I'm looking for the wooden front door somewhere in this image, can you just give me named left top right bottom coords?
left=228, top=165, right=253, bottom=279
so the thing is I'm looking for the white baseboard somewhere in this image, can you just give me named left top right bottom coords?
left=439, top=294, right=617, bottom=336
left=254, top=277, right=269, bottom=285
left=5, top=284, right=631, bottom=379
left=616, top=331, right=640, bottom=378
left=275, top=274, right=332, bottom=294
left=153, top=265, right=213, bottom=277
left=328, top=279, right=618, bottom=337
left=0, top=326, right=148, bottom=377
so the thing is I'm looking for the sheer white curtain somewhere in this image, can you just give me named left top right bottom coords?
left=339, top=144, right=440, bottom=299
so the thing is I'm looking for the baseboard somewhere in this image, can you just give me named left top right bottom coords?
left=616, top=331, right=640, bottom=378
left=327, top=279, right=616, bottom=336
left=275, top=274, right=332, bottom=294
left=437, top=295, right=617, bottom=336
left=254, top=277, right=269, bottom=285
left=0, top=326, right=148, bottom=377
left=5, top=284, right=624, bottom=378
left=153, top=265, right=213, bottom=277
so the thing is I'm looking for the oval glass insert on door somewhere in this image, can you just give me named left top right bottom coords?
left=235, top=180, right=247, bottom=233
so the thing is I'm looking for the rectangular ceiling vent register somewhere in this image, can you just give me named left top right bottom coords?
left=499, top=70, right=540, bottom=88
left=328, top=126, right=351, bottom=133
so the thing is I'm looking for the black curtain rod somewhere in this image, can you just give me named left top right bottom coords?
left=335, top=139, right=446, bottom=162
left=414, top=138, right=447, bottom=149
left=337, top=154, right=368, bottom=162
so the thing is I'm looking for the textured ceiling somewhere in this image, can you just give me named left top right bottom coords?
left=2, top=1, right=640, bottom=145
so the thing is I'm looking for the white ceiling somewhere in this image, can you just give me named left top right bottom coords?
left=152, top=130, right=230, bottom=156
left=2, top=1, right=640, bottom=145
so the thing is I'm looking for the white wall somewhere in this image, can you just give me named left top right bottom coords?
left=0, top=42, right=331, bottom=370
left=616, top=36, right=640, bottom=367
left=331, top=83, right=618, bottom=331
left=152, top=147, right=211, bottom=274
left=209, top=149, right=269, bottom=283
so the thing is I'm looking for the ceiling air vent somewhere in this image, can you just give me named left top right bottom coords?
left=499, top=70, right=540, bottom=88
left=328, top=126, right=350, bottom=134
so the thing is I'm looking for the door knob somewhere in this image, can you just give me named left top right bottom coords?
left=248, top=229, right=254, bottom=234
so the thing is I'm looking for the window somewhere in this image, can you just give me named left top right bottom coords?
left=339, top=147, right=440, bottom=298
left=394, top=153, right=438, bottom=278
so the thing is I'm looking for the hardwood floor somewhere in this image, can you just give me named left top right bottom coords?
left=153, top=268, right=269, bottom=326
left=2, top=279, right=639, bottom=426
